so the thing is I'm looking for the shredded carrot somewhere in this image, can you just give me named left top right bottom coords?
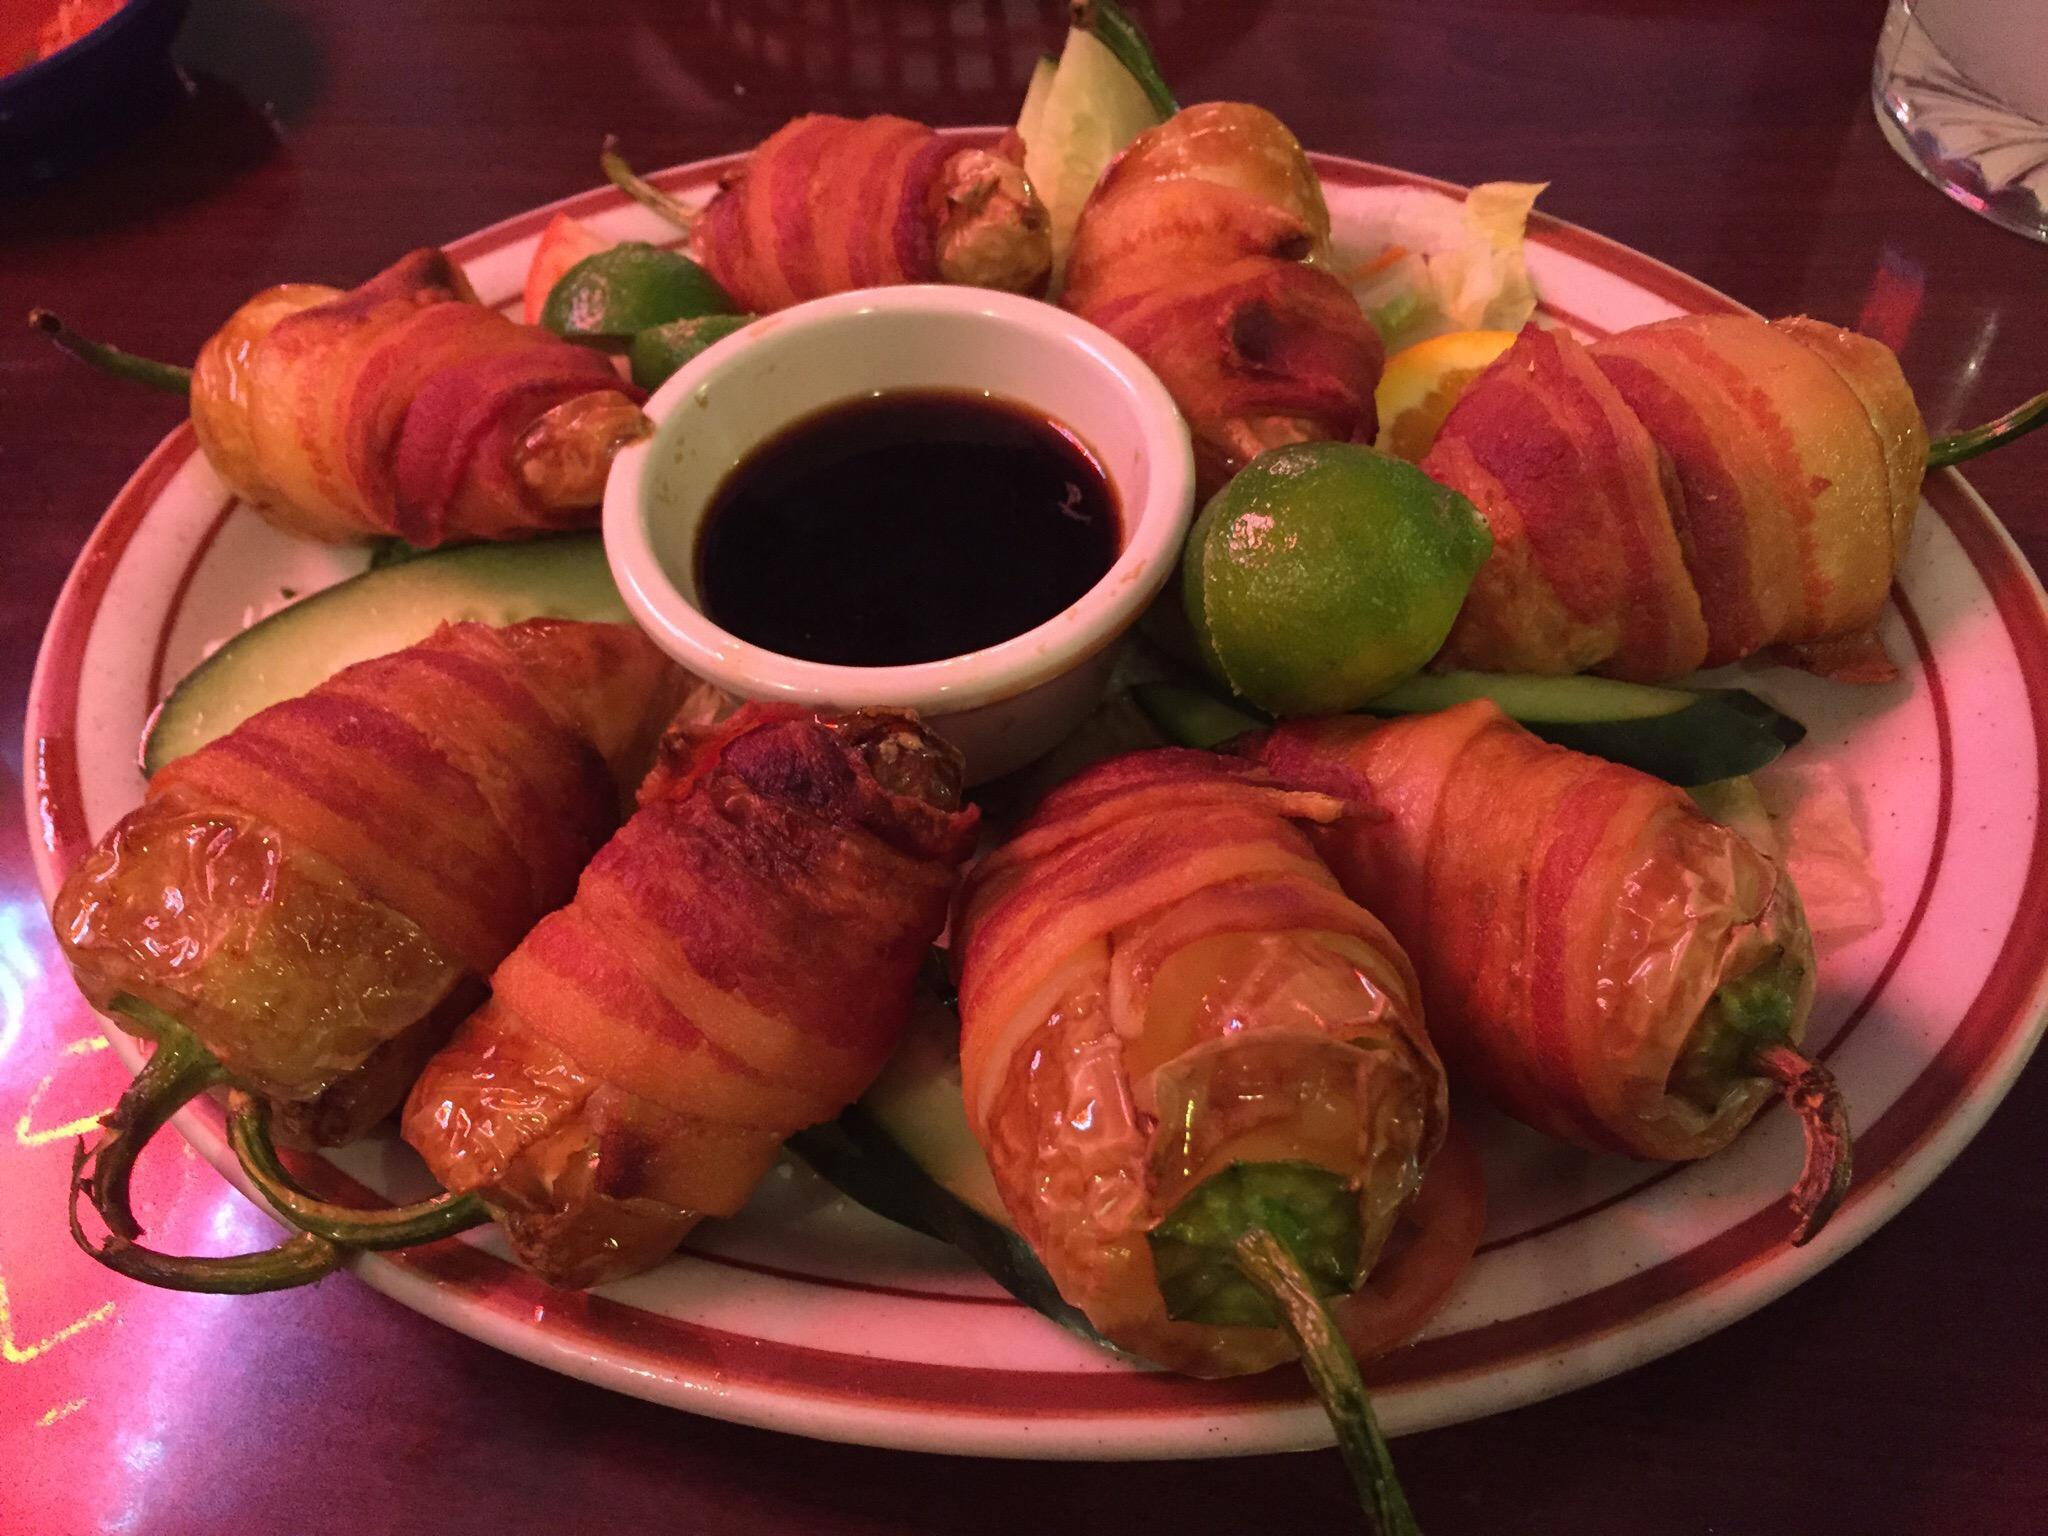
left=1340, top=245, right=1411, bottom=284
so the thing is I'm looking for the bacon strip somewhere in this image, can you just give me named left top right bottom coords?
left=1428, top=325, right=1708, bottom=680
left=1428, top=315, right=1924, bottom=680
left=690, top=114, right=1048, bottom=314
left=402, top=706, right=977, bottom=1289
left=51, top=620, right=682, bottom=1136
left=190, top=249, right=644, bottom=546
left=954, top=750, right=1447, bottom=1377
left=1061, top=104, right=1384, bottom=497
left=1255, top=704, right=1817, bottom=1162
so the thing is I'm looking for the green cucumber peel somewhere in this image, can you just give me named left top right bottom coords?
left=142, top=532, right=627, bottom=775
left=787, top=1118, right=944, bottom=1241
left=788, top=1108, right=1110, bottom=1349
left=1130, top=682, right=1264, bottom=752
left=1072, top=0, right=1178, bottom=119
left=1132, top=673, right=1806, bottom=786
left=1368, top=670, right=1692, bottom=723
left=366, top=537, right=432, bottom=570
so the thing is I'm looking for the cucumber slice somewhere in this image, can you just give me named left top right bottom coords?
left=1015, top=52, right=1059, bottom=151
left=1365, top=671, right=1806, bottom=785
left=1131, top=673, right=1806, bottom=786
left=1370, top=670, right=1719, bottom=724
left=787, top=992, right=1107, bottom=1346
left=1130, top=682, right=1263, bottom=752
left=788, top=1103, right=1104, bottom=1346
left=143, top=534, right=627, bottom=774
left=1024, top=24, right=1167, bottom=285
left=1074, top=0, right=1178, bottom=121
left=785, top=1117, right=944, bottom=1241
left=859, top=995, right=1009, bottom=1227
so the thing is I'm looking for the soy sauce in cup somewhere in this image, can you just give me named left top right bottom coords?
left=695, top=390, right=1120, bottom=667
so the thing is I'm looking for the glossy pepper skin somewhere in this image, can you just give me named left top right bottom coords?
left=954, top=749, right=1448, bottom=1377
left=403, top=705, right=979, bottom=1290
left=52, top=619, right=685, bottom=1145
left=1254, top=702, right=1818, bottom=1163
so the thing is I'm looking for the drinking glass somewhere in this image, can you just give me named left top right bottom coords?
left=1873, top=0, right=2048, bottom=242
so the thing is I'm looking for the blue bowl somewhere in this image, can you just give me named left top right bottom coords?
left=1, top=0, right=192, bottom=151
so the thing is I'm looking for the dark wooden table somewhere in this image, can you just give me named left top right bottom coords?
left=4, top=2, right=2044, bottom=1532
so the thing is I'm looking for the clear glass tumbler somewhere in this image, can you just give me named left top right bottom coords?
left=1873, top=0, right=2048, bottom=242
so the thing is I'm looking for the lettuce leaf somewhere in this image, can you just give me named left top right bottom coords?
left=1347, top=181, right=1547, bottom=354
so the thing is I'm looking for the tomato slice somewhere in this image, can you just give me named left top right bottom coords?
left=522, top=213, right=614, bottom=327
left=1336, top=1117, right=1487, bottom=1361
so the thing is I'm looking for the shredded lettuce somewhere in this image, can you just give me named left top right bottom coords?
left=1347, top=181, right=1546, bottom=353
left=1753, top=762, right=1884, bottom=944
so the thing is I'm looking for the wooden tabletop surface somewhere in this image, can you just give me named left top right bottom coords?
left=4, top=2, right=2045, bottom=1532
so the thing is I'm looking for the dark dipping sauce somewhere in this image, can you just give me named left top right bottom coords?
left=694, top=390, right=1121, bottom=667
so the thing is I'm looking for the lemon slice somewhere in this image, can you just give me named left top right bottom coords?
left=1373, top=329, right=1518, bottom=462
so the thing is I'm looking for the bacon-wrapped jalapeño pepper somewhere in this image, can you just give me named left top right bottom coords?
left=328, top=705, right=980, bottom=1289
left=54, top=619, right=684, bottom=1290
left=34, top=249, right=650, bottom=547
left=1060, top=102, right=1386, bottom=498
left=1426, top=316, right=2048, bottom=682
left=602, top=115, right=1052, bottom=316
left=1255, top=702, right=1849, bottom=1241
left=956, top=749, right=1471, bottom=1534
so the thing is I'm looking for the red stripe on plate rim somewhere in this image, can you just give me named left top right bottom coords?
left=142, top=497, right=239, bottom=706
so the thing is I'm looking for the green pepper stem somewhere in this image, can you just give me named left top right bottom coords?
left=69, top=1141, right=346, bottom=1293
left=30, top=310, right=194, bottom=395
left=227, top=1092, right=488, bottom=1249
left=67, top=1001, right=349, bottom=1294
left=1234, top=1228, right=1423, bottom=1536
left=1752, top=1042, right=1853, bottom=1244
left=81, top=999, right=230, bottom=1241
left=1926, top=388, right=2048, bottom=469
left=600, top=137, right=698, bottom=235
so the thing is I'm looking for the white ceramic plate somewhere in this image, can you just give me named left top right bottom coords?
left=25, top=138, right=2048, bottom=1461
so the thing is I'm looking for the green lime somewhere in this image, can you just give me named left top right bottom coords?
left=540, top=243, right=736, bottom=340
left=629, top=313, right=754, bottom=391
left=1183, top=442, right=1492, bottom=716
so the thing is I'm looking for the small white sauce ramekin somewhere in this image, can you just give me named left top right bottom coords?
left=603, top=285, right=1195, bottom=782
